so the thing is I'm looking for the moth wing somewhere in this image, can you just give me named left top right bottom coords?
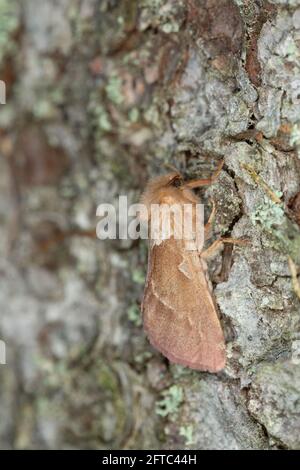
left=142, top=237, right=226, bottom=372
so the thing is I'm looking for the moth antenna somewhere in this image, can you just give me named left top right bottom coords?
left=150, top=160, right=180, bottom=175
left=163, top=162, right=180, bottom=173
left=183, top=160, right=224, bottom=189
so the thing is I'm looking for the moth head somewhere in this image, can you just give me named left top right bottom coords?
left=143, top=172, right=182, bottom=193
left=167, top=173, right=184, bottom=189
left=141, top=171, right=199, bottom=210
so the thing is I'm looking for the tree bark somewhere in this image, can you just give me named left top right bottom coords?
left=0, top=0, right=299, bottom=449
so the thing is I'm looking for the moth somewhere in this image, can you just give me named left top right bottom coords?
left=140, top=162, right=243, bottom=373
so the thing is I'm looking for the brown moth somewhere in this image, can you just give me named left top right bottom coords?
left=140, top=163, right=242, bottom=373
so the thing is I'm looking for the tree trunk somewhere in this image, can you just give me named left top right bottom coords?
left=0, top=0, right=299, bottom=450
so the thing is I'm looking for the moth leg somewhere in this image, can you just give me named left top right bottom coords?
left=215, top=244, right=234, bottom=282
left=201, top=237, right=248, bottom=261
left=204, top=200, right=216, bottom=240
left=183, top=160, right=224, bottom=189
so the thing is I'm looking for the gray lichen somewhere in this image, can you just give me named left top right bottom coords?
left=248, top=361, right=300, bottom=449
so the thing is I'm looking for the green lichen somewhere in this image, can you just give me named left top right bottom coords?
left=179, top=424, right=195, bottom=446
left=144, top=104, right=160, bottom=126
left=33, top=100, right=54, bottom=120
left=134, top=351, right=152, bottom=364
left=140, top=0, right=183, bottom=34
left=88, top=91, right=112, bottom=133
left=290, top=123, right=300, bottom=152
left=0, top=0, right=19, bottom=64
left=251, top=196, right=300, bottom=264
left=132, top=268, right=145, bottom=285
left=98, top=363, right=118, bottom=392
left=98, top=110, right=112, bottom=132
left=161, top=22, right=180, bottom=34
left=129, top=107, right=139, bottom=123
left=156, top=385, right=184, bottom=418
left=127, top=304, right=142, bottom=327
left=251, top=196, right=285, bottom=232
left=33, top=97, right=61, bottom=120
left=68, top=4, right=94, bottom=42
left=105, top=75, right=124, bottom=105
left=286, top=41, right=298, bottom=59
left=171, top=364, right=195, bottom=380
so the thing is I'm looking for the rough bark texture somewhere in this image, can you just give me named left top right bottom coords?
left=0, top=0, right=300, bottom=450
